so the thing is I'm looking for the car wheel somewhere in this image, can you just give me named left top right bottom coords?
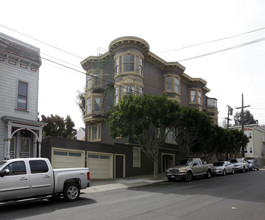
left=63, top=183, right=80, bottom=202
left=223, top=169, right=226, bottom=176
left=232, top=169, right=235, bottom=175
left=242, top=167, right=245, bottom=173
left=185, top=172, right=193, bottom=182
left=206, top=170, right=212, bottom=179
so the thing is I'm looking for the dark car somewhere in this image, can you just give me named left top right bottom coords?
left=247, top=159, right=259, bottom=171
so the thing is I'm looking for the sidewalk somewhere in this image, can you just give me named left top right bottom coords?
left=82, top=175, right=167, bottom=193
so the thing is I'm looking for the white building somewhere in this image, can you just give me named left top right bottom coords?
left=232, top=124, right=265, bottom=167
left=0, top=32, right=46, bottom=160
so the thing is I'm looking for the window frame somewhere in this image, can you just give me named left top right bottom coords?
left=164, top=74, right=180, bottom=94
left=189, top=89, right=203, bottom=105
left=87, top=123, right=101, bottom=142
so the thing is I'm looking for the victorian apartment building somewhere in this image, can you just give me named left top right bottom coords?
left=81, top=36, right=218, bottom=145
left=0, top=32, right=45, bottom=160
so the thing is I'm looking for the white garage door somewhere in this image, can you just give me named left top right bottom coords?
left=87, top=152, right=113, bottom=179
left=52, top=148, right=85, bottom=168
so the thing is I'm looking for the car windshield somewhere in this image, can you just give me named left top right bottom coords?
left=230, top=159, right=238, bottom=163
left=176, top=159, right=193, bottom=166
left=214, top=162, right=224, bottom=166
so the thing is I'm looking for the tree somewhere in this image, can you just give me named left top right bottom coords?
left=107, top=94, right=181, bottom=177
left=234, top=110, right=256, bottom=125
left=41, top=114, right=77, bottom=139
left=76, top=90, right=85, bottom=120
left=172, top=106, right=213, bottom=157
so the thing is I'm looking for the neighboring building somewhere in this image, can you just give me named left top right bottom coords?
left=76, top=127, right=85, bottom=141
left=0, top=32, right=45, bottom=160
left=232, top=124, right=265, bottom=167
left=80, top=36, right=218, bottom=144
left=42, top=36, right=219, bottom=179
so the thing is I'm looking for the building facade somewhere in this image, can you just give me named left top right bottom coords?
left=232, top=124, right=265, bottom=167
left=81, top=36, right=218, bottom=144
left=0, top=32, right=45, bottom=160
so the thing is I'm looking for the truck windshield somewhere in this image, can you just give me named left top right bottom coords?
left=177, top=159, right=193, bottom=166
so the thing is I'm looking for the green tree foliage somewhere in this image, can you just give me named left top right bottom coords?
left=41, top=114, right=77, bottom=139
left=107, top=94, right=181, bottom=177
left=234, top=110, right=256, bottom=125
left=76, top=90, right=85, bottom=120
left=172, top=106, right=212, bottom=157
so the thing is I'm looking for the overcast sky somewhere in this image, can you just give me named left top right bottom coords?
left=1, top=0, right=265, bottom=129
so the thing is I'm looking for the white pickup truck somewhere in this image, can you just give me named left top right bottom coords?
left=0, top=158, right=91, bottom=202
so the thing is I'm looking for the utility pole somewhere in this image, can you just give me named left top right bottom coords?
left=236, top=93, right=250, bottom=157
left=225, top=105, right=233, bottom=129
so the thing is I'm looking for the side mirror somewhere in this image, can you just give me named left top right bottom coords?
left=0, top=169, right=9, bottom=177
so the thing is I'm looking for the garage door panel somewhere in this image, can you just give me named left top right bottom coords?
left=87, top=153, right=113, bottom=179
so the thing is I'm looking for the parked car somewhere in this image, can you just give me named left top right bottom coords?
left=247, top=159, right=259, bottom=171
left=0, top=158, right=91, bottom=202
left=230, top=158, right=249, bottom=173
left=166, top=158, right=213, bottom=182
left=213, top=161, right=235, bottom=175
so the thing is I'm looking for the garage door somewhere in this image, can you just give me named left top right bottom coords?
left=87, top=152, right=113, bottom=179
left=52, top=148, right=85, bottom=168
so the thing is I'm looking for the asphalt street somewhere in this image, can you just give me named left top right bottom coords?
left=0, top=170, right=265, bottom=220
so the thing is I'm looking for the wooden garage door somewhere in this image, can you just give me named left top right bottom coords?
left=52, top=148, right=85, bottom=168
left=87, top=152, right=113, bottom=179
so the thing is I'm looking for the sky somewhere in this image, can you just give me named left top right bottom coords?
left=1, top=0, right=265, bottom=129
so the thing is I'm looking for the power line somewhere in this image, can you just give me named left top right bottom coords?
left=0, top=23, right=84, bottom=60
left=158, top=26, right=265, bottom=53
left=177, top=37, right=265, bottom=62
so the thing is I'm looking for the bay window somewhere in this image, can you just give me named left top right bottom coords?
left=190, top=89, right=203, bottom=105
left=165, top=75, right=180, bottom=93
left=87, top=123, right=101, bottom=141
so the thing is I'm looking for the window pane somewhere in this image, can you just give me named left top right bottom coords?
left=166, top=77, right=172, bottom=91
left=123, top=55, right=134, bottom=72
left=18, top=81, right=27, bottom=96
left=87, top=98, right=91, bottom=113
left=92, top=125, right=97, bottom=139
left=54, top=151, right=68, bottom=156
left=190, top=90, right=196, bottom=102
left=115, top=57, right=120, bottom=74
left=94, top=97, right=101, bottom=112
left=69, top=152, right=82, bottom=157
left=87, top=74, right=92, bottom=88
left=29, top=160, right=49, bottom=173
left=174, top=78, right=179, bottom=92
left=94, top=72, right=100, bottom=87
left=124, top=85, right=134, bottom=95
left=5, top=161, right=26, bottom=175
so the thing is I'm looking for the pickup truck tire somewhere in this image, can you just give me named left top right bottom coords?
left=63, top=183, right=80, bottom=202
left=185, top=172, right=193, bottom=182
left=206, top=169, right=211, bottom=178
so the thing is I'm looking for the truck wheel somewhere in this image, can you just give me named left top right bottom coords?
left=206, top=170, right=211, bottom=178
left=185, top=172, right=193, bottom=182
left=63, top=183, right=80, bottom=202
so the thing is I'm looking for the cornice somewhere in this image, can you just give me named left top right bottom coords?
left=81, top=51, right=110, bottom=70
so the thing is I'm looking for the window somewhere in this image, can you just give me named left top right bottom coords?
left=123, top=55, right=134, bottom=72
left=86, top=98, right=91, bottom=114
left=124, top=85, right=135, bottom=95
left=87, top=74, right=92, bottom=89
left=190, top=89, right=202, bottom=104
left=165, top=75, right=180, bottom=93
left=93, top=97, right=101, bottom=112
left=17, top=81, right=28, bottom=110
left=250, top=147, right=253, bottom=153
left=198, top=91, right=202, bottom=104
left=3, top=161, right=26, bottom=175
left=137, top=57, right=143, bottom=75
left=165, top=129, right=176, bottom=144
left=115, top=57, right=121, bottom=74
left=87, top=123, right=101, bottom=141
left=174, top=78, right=179, bottom=93
left=133, top=147, right=141, bottom=168
left=166, top=77, right=172, bottom=91
left=190, top=90, right=196, bottom=102
left=94, top=72, right=100, bottom=87
left=29, top=160, right=49, bottom=173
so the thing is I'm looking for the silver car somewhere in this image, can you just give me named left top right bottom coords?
left=230, top=158, right=249, bottom=173
left=213, top=161, right=235, bottom=176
